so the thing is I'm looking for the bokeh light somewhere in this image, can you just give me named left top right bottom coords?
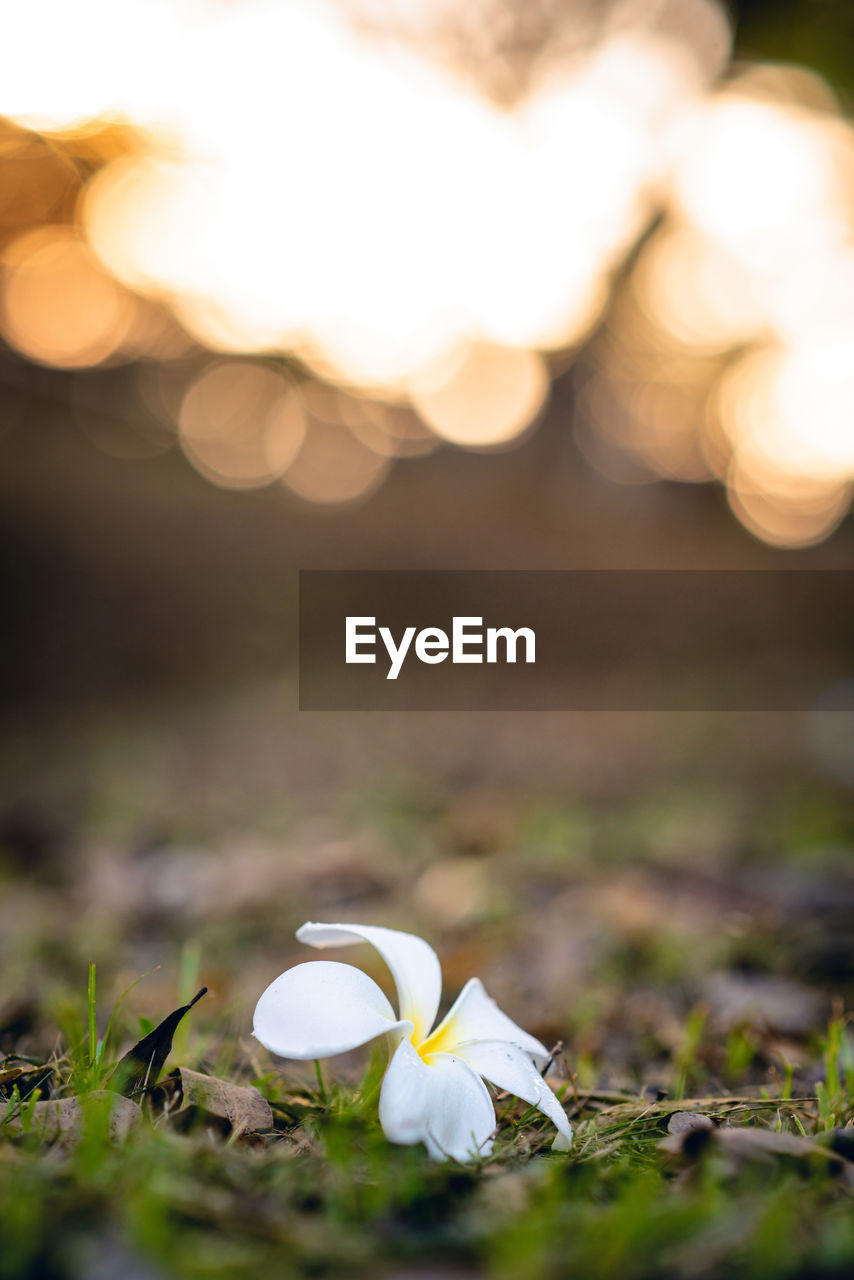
left=727, top=455, right=852, bottom=549
left=179, top=362, right=305, bottom=490
left=282, top=419, right=391, bottom=505
left=302, top=381, right=439, bottom=460
left=0, top=227, right=137, bottom=368
left=580, top=63, right=854, bottom=546
left=410, top=343, right=549, bottom=448
left=0, top=125, right=80, bottom=240
left=0, top=1, right=853, bottom=540
left=70, top=0, right=728, bottom=398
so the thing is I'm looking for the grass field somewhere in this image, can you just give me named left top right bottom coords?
left=2, top=704, right=853, bottom=1279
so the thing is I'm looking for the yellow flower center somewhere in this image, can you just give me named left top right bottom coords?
left=414, top=1017, right=458, bottom=1062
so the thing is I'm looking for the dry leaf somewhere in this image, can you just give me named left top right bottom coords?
left=151, top=1067, right=273, bottom=1137
left=7, top=1090, right=141, bottom=1143
left=0, top=1061, right=53, bottom=1101
left=660, top=1120, right=854, bottom=1185
left=667, top=1111, right=716, bottom=1136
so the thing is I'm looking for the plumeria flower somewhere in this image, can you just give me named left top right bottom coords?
left=253, top=922, right=572, bottom=1161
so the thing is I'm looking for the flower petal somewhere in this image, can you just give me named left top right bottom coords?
left=420, top=977, right=548, bottom=1062
left=253, top=960, right=412, bottom=1060
left=378, top=1037, right=431, bottom=1146
left=380, top=1043, right=496, bottom=1161
left=420, top=1052, right=497, bottom=1161
left=454, top=1039, right=573, bottom=1151
left=296, top=922, right=442, bottom=1044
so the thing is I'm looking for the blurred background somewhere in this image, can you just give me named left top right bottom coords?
left=1, top=0, right=853, bottom=1080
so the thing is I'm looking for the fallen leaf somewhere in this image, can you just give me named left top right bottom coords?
left=667, top=1111, right=716, bottom=1135
left=7, top=1091, right=141, bottom=1143
left=0, top=1060, right=53, bottom=1101
left=660, top=1121, right=854, bottom=1186
left=150, top=1067, right=273, bottom=1137
left=112, top=988, right=207, bottom=1096
left=717, top=1127, right=847, bottom=1165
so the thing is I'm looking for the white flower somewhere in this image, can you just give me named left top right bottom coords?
left=253, top=921, right=572, bottom=1162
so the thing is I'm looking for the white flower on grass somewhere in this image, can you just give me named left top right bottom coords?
left=253, top=922, right=572, bottom=1162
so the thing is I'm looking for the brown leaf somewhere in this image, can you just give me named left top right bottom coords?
left=151, top=1067, right=273, bottom=1137
left=716, top=1127, right=843, bottom=1165
left=0, top=1061, right=53, bottom=1100
left=111, top=987, right=207, bottom=1096
left=667, top=1111, right=716, bottom=1135
left=7, top=1091, right=141, bottom=1144
left=660, top=1121, right=854, bottom=1185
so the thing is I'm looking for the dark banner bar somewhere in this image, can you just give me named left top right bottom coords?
left=299, top=571, right=854, bottom=711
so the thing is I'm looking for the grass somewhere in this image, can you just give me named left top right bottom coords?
left=1, top=977, right=852, bottom=1280
left=1, top=731, right=853, bottom=1280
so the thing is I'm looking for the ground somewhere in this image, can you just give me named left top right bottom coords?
left=1, top=695, right=853, bottom=1279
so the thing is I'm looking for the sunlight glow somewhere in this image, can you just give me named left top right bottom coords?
left=591, top=66, right=854, bottom=546
left=179, top=361, right=305, bottom=490
left=410, top=344, right=549, bottom=448
left=2, top=3, right=853, bottom=539
left=64, top=0, right=719, bottom=397
left=0, top=227, right=137, bottom=368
